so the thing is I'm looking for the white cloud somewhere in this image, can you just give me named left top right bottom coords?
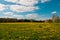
left=35, top=18, right=44, bottom=20
left=0, top=16, right=8, bottom=18
left=10, top=5, right=39, bottom=12
left=11, top=13, right=40, bottom=20
left=25, top=13, right=39, bottom=19
left=6, top=13, right=39, bottom=19
left=0, top=14, right=25, bottom=19
left=5, top=0, right=38, bottom=6
left=4, top=0, right=39, bottom=12
left=0, top=12, right=43, bottom=20
left=0, top=4, right=6, bottom=11
left=41, top=0, right=50, bottom=3
left=52, top=11, right=57, bottom=14
left=5, top=0, right=18, bottom=3
left=1, top=16, right=12, bottom=18
left=19, top=0, right=38, bottom=6
left=13, top=15, right=25, bottom=19
left=3, top=12, right=13, bottom=15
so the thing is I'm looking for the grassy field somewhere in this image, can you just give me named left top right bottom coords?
left=0, top=22, right=60, bottom=40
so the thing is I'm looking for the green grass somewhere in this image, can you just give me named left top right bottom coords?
left=0, top=23, right=60, bottom=40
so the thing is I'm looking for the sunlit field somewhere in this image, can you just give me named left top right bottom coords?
left=0, top=22, right=60, bottom=40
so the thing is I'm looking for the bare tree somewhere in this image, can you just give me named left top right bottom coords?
left=52, top=14, right=60, bottom=23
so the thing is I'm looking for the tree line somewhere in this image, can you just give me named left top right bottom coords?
left=0, top=15, right=60, bottom=23
left=0, top=18, right=45, bottom=23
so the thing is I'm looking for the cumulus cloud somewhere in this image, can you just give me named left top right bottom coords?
left=25, top=13, right=39, bottom=19
left=1, top=0, right=40, bottom=20
left=0, top=16, right=13, bottom=18
left=0, top=4, right=6, bottom=11
left=52, top=11, right=57, bottom=14
left=3, top=12, right=13, bottom=15
left=5, top=0, right=38, bottom=6
left=10, top=5, right=39, bottom=12
left=12, top=13, right=40, bottom=20
left=0, top=14, right=25, bottom=19
left=13, top=15, right=25, bottom=19
left=19, top=0, right=38, bottom=6
left=4, top=0, right=39, bottom=12
left=5, top=0, right=18, bottom=3
left=0, top=12, right=42, bottom=20
left=41, top=0, right=50, bottom=3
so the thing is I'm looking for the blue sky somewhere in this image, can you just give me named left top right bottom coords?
left=0, top=0, right=60, bottom=20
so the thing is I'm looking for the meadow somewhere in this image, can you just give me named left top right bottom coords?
left=0, top=22, right=60, bottom=40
